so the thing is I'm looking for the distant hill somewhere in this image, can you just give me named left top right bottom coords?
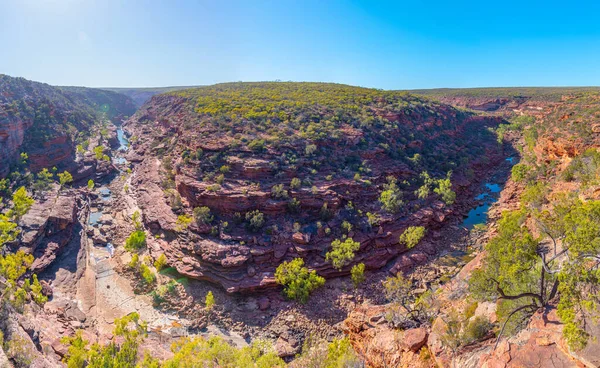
left=406, top=86, right=600, bottom=112
left=101, top=86, right=203, bottom=107
left=408, top=86, right=600, bottom=101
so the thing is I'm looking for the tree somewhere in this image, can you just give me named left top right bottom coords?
left=415, top=171, right=434, bottom=199
left=245, top=210, right=265, bottom=232
left=379, top=176, right=404, bottom=213
left=290, top=177, right=301, bottom=190
left=326, top=238, right=360, bottom=270
left=61, top=313, right=148, bottom=368
left=176, top=214, right=193, bottom=231
left=248, top=139, right=265, bottom=152
left=205, top=291, right=215, bottom=310
left=20, top=152, right=28, bottom=165
left=193, top=206, right=213, bottom=225
left=434, top=172, right=456, bottom=205
left=87, top=179, right=95, bottom=190
left=154, top=254, right=168, bottom=271
left=124, top=230, right=146, bottom=251
left=275, top=258, right=325, bottom=303
left=511, top=163, right=530, bottom=183
left=351, top=263, right=366, bottom=287
left=470, top=198, right=600, bottom=350
left=271, top=184, right=288, bottom=199
left=58, top=170, right=73, bottom=187
left=93, top=145, right=105, bottom=160
left=399, top=226, right=426, bottom=249
left=383, top=273, right=434, bottom=328
left=0, top=215, right=19, bottom=246
left=131, top=210, right=142, bottom=231
left=33, top=168, right=54, bottom=194
left=10, top=186, right=34, bottom=220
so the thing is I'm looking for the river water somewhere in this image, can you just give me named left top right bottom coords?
left=462, top=157, right=515, bottom=229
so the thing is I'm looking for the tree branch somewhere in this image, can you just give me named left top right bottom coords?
left=494, top=304, right=537, bottom=350
left=491, top=279, right=543, bottom=305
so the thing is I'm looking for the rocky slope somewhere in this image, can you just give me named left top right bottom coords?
left=123, top=82, right=509, bottom=292
left=342, top=90, right=600, bottom=367
left=0, top=74, right=136, bottom=178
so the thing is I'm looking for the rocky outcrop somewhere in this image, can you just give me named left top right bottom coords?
left=19, top=192, right=79, bottom=273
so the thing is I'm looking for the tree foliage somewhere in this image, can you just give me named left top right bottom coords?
left=351, top=263, right=366, bottom=287
left=399, top=226, right=426, bottom=249
left=325, top=238, right=360, bottom=270
left=379, top=176, right=404, bottom=213
left=124, top=230, right=146, bottom=251
left=275, top=258, right=325, bottom=303
left=470, top=198, right=600, bottom=350
left=56, top=170, right=73, bottom=187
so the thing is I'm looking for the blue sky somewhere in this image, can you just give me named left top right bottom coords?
left=2, top=0, right=600, bottom=89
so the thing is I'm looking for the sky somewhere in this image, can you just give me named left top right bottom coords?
left=2, top=0, right=600, bottom=89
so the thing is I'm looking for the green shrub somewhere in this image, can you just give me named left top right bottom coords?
left=125, top=230, right=146, bottom=251
left=351, top=263, right=366, bottom=287
left=271, top=184, right=288, bottom=199
left=154, top=254, right=168, bottom=271
left=290, top=177, right=301, bottom=189
left=176, top=214, right=193, bottom=231
left=434, top=173, right=456, bottom=205
left=193, top=206, right=214, bottom=224
left=275, top=258, right=325, bottom=303
left=205, top=291, right=215, bottom=310
left=399, top=226, right=426, bottom=249
left=245, top=210, right=265, bottom=232
left=140, top=263, right=155, bottom=285
left=511, top=163, right=530, bottom=183
left=248, top=139, right=265, bottom=152
left=58, top=171, right=73, bottom=187
left=326, top=238, right=360, bottom=270
left=379, top=177, right=403, bottom=213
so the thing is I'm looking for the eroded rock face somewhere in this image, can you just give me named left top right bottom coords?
left=19, top=193, right=79, bottom=273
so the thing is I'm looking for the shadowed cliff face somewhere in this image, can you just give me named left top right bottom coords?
left=123, top=82, right=508, bottom=292
left=0, top=74, right=136, bottom=178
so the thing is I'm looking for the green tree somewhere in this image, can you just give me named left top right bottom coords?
left=20, top=152, right=28, bottom=165
left=93, top=145, right=105, bottom=160
left=326, top=238, right=360, bottom=270
left=131, top=210, right=142, bottom=231
left=245, top=210, right=265, bottom=232
left=434, top=172, right=456, bottom=205
left=511, top=163, right=530, bottom=183
left=58, top=170, right=73, bottom=187
left=470, top=198, right=600, bottom=350
left=351, top=263, right=366, bottom=287
left=415, top=171, right=434, bottom=199
left=275, top=258, right=325, bottom=303
left=124, top=230, right=146, bottom=251
left=399, top=226, right=426, bottom=249
left=61, top=313, right=148, bottom=368
left=290, top=177, right=301, bottom=190
left=205, top=291, right=215, bottom=310
left=379, top=176, right=404, bottom=213
left=383, top=273, right=433, bottom=327
left=176, top=214, right=193, bottom=231
left=10, top=187, right=34, bottom=220
left=0, top=215, right=19, bottom=246
left=33, top=168, right=54, bottom=194
left=154, top=254, right=168, bottom=271
left=87, top=179, right=95, bottom=190
left=193, top=206, right=213, bottom=225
